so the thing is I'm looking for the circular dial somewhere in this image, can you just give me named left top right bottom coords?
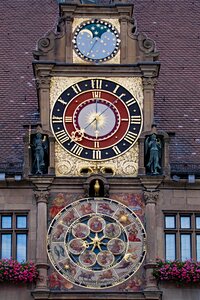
left=51, top=79, right=143, bottom=161
left=73, top=19, right=120, bottom=62
left=47, top=197, right=146, bottom=289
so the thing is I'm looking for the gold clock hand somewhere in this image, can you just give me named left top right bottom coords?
left=84, top=98, right=117, bottom=131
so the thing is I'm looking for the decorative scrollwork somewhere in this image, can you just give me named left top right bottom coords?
left=138, top=33, right=156, bottom=54
left=38, top=38, right=50, bottom=49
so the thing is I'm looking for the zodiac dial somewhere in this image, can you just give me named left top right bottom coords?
left=51, top=79, right=143, bottom=161
left=73, top=19, right=120, bottom=62
left=47, top=197, right=146, bottom=289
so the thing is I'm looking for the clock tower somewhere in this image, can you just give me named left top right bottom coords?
left=29, top=0, right=164, bottom=299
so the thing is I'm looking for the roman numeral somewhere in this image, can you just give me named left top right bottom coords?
left=92, top=91, right=101, bottom=98
left=57, top=97, right=67, bottom=105
left=91, top=79, right=102, bottom=89
left=112, top=146, right=121, bottom=155
left=55, top=130, right=69, bottom=144
left=72, top=84, right=81, bottom=94
left=94, top=141, right=100, bottom=148
left=126, top=98, right=136, bottom=107
left=70, top=144, right=83, bottom=156
left=124, top=131, right=138, bottom=144
left=113, top=84, right=120, bottom=94
left=52, top=116, right=63, bottom=123
left=93, top=150, right=101, bottom=159
left=112, top=84, right=126, bottom=99
left=131, top=116, right=141, bottom=124
left=65, top=116, right=72, bottom=123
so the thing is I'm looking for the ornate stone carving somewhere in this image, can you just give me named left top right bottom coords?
left=143, top=190, right=159, bottom=204
left=121, top=16, right=137, bottom=37
left=142, top=77, right=157, bottom=90
left=138, top=33, right=156, bottom=54
left=34, top=190, right=49, bottom=203
left=55, top=143, right=139, bottom=177
left=36, top=76, right=51, bottom=89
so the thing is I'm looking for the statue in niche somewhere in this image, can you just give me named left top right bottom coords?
left=32, top=132, right=48, bottom=175
left=145, top=134, right=162, bottom=175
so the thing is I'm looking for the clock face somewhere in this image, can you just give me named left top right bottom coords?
left=47, top=197, right=146, bottom=289
left=51, top=79, right=143, bottom=161
left=72, top=19, right=120, bottom=62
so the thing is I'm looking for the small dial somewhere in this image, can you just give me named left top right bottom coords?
left=73, top=98, right=120, bottom=141
left=73, top=19, right=120, bottom=62
left=51, top=78, right=143, bottom=161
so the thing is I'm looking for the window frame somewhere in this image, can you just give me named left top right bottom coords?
left=0, top=212, right=28, bottom=261
left=164, top=212, right=200, bottom=261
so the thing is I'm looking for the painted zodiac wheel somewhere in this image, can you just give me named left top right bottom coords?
left=47, top=198, right=146, bottom=289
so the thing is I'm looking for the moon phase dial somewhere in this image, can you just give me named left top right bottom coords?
left=51, top=79, right=143, bottom=161
left=73, top=19, right=120, bottom=62
left=47, top=197, right=146, bottom=289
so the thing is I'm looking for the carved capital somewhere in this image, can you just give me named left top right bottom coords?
left=34, top=190, right=49, bottom=203
left=142, top=77, right=157, bottom=90
left=36, top=76, right=51, bottom=89
left=144, top=190, right=159, bottom=204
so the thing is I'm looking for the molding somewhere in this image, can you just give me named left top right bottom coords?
left=140, top=176, right=164, bottom=191
left=33, top=62, right=160, bottom=78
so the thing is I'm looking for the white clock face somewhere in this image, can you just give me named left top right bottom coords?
left=73, top=99, right=120, bottom=141
left=73, top=19, right=120, bottom=62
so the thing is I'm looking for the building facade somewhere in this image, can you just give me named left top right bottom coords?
left=0, top=1, right=200, bottom=299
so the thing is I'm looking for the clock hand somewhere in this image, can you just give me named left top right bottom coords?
left=97, top=98, right=118, bottom=117
left=95, top=98, right=98, bottom=133
left=84, top=98, right=118, bottom=130
left=86, top=38, right=98, bottom=57
left=83, top=98, right=99, bottom=130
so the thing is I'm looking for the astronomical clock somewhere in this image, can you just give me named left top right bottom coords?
left=32, top=0, right=160, bottom=298
left=47, top=197, right=146, bottom=289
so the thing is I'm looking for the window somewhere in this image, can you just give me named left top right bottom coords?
left=164, top=213, right=200, bottom=261
left=0, top=213, right=28, bottom=262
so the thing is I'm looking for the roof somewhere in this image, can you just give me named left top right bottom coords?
left=0, top=0, right=200, bottom=174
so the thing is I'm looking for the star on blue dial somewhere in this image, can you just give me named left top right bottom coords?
left=73, top=19, right=120, bottom=62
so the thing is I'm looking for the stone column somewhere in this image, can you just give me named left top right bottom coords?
left=119, top=16, right=128, bottom=63
left=35, top=66, right=53, bottom=132
left=65, top=16, right=73, bottom=63
left=34, top=189, right=49, bottom=291
left=142, top=78, right=157, bottom=132
left=143, top=190, right=159, bottom=291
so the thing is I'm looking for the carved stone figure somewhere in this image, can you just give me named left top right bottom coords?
left=145, top=134, right=161, bottom=175
left=32, top=133, right=48, bottom=175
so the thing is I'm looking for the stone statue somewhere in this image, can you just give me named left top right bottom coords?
left=145, top=134, right=161, bottom=175
left=32, top=132, right=48, bottom=175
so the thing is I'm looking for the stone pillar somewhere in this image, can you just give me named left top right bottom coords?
left=119, top=16, right=128, bottom=64
left=35, top=66, right=53, bottom=131
left=142, top=78, right=157, bottom=132
left=65, top=16, right=73, bottom=63
left=143, top=190, right=159, bottom=291
left=34, top=189, right=49, bottom=291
